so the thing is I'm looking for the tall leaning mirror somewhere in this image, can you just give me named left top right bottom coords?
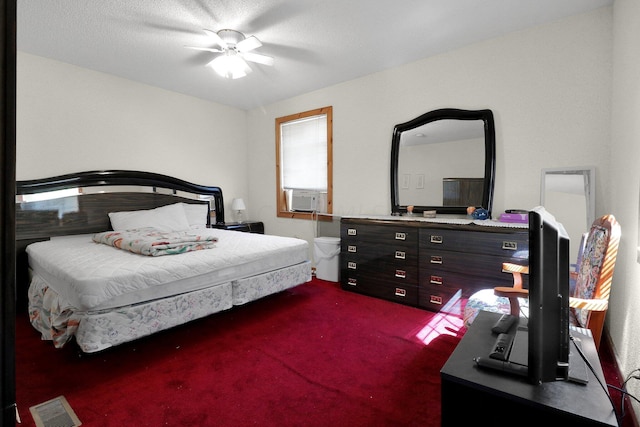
left=390, top=108, right=496, bottom=216
left=541, top=166, right=595, bottom=262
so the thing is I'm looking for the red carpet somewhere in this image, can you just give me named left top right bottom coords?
left=16, top=279, right=637, bottom=426
left=599, top=337, right=639, bottom=427
left=16, top=279, right=464, bottom=426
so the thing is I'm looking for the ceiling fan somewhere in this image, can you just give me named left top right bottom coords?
left=185, top=29, right=274, bottom=79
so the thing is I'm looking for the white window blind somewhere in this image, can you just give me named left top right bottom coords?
left=280, top=114, right=327, bottom=191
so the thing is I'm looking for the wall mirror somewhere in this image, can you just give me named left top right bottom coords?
left=540, top=166, right=595, bottom=261
left=390, top=108, right=495, bottom=216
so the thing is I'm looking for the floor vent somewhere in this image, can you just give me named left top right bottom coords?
left=29, top=396, right=82, bottom=427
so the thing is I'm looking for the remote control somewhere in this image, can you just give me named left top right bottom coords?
left=491, top=313, right=517, bottom=334
left=474, top=357, right=528, bottom=377
left=489, top=333, right=514, bottom=361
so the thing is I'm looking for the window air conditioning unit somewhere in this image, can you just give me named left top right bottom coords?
left=291, top=190, right=319, bottom=212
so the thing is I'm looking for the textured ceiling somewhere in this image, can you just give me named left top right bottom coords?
left=17, top=0, right=613, bottom=110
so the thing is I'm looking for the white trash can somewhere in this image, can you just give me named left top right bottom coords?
left=314, top=236, right=341, bottom=282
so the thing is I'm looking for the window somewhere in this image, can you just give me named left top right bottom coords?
left=276, top=106, right=332, bottom=219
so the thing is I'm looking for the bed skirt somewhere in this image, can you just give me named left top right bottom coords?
left=232, top=260, right=311, bottom=305
left=29, top=261, right=311, bottom=353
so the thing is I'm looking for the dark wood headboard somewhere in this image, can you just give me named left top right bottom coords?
left=15, top=170, right=225, bottom=310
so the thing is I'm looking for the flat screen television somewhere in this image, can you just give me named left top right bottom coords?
left=525, top=206, right=571, bottom=383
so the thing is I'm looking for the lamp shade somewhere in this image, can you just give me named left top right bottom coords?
left=231, top=198, right=246, bottom=211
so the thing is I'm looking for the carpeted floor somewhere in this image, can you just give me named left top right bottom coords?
left=16, top=279, right=463, bottom=426
left=599, top=336, right=639, bottom=427
left=15, top=278, right=637, bottom=426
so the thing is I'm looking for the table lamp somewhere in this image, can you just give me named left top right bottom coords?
left=231, top=198, right=246, bottom=223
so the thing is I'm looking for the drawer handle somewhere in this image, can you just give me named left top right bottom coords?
left=395, top=288, right=407, bottom=297
left=348, top=261, right=357, bottom=270
left=430, top=295, right=443, bottom=305
left=430, top=275, right=443, bottom=286
left=395, top=232, right=406, bottom=241
left=502, top=241, right=518, bottom=251
left=395, top=269, right=406, bottom=279
left=395, top=250, right=406, bottom=259
left=347, top=228, right=357, bottom=236
left=348, top=278, right=357, bottom=286
left=430, top=255, right=443, bottom=265
left=430, top=235, right=443, bottom=244
left=348, top=245, right=357, bottom=253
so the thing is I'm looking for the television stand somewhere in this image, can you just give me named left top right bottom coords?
left=441, top=311, right=617, bottom=426
left=474, top=322, right=591, bottom=384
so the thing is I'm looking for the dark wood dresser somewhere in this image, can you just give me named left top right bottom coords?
left=340, top=216, right=528, bottom=311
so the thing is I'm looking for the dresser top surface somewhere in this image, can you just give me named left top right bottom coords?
left=341, top=215, right=528, bottom=233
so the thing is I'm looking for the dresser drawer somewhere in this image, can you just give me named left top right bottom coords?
left=419, top=270, right=515, bottom=296
left=342, top=275, right=419, bottom=306
left=341, top=256, right=418, bottom=285
left=341, top=241, right=418, bottom=265
left=420, top=229, right=528, bottom=258
left=420, top=248, right=528, bottom=279
left=341, top=224, right=418, bottom=247
left=418, top=285, right=462, bottom=311
left=418, top=268, right=523, bottom=299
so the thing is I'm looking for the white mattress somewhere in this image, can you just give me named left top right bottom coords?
left=26, top=228, right=309, bottom=312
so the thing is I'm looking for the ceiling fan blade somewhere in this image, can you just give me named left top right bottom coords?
left=184, top=46, right=224, bottom=53
left=203, top=29, right=227, bottom=49
left=236, top=35, right=262, bottom=52
left=242, top=51, right=274, bottom=66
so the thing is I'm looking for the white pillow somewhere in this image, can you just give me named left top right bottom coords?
left=109, top=203, right=191, bottom=232
left=179, top=202, right=209, bottom=229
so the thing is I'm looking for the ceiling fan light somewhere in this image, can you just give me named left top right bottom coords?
left=191, top=28, right=270, bottom=79
left=209, top=52, right=252, bottom=79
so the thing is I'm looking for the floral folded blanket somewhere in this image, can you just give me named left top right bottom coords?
left=92, top=228, right=218, bottom=256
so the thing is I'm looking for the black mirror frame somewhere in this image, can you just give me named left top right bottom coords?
left=390, top=108, right=496, bottom=217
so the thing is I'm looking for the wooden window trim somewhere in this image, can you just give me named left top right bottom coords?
left=275, top=106, right=333, bottom=220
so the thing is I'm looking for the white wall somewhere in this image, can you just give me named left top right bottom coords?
left=609, top=0, right=640, bottom=416
left=247, top=8, right=613, bottom=243
left=18, top=10, right=613, bottom=249
left=17, top=53, right=249, bottom=219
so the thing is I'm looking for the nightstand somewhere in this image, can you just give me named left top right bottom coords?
left=210, top=221, right=264, bottom=234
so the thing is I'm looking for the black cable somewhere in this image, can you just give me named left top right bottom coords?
left=608, top=384, right=640, bottom=403
left=611, top=368, right=640, bottom=420
left=570, top=335, right=622, bottom=427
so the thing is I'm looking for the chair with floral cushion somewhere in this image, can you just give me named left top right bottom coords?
left=570, top=232, right=588, bottom=295
left=463, top=214, right=620, bottom=350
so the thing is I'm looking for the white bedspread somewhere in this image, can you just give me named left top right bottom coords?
left=27, top=228, right=309, bottom=312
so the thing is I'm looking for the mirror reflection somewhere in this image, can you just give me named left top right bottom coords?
left=398, top=119, right=485, bottom=206
left=391, top=109, right=496, bottom=216
left=540, top=166, right=595, bottom=261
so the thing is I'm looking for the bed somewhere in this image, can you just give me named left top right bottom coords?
left=16, top=170, right=311, bottom=353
